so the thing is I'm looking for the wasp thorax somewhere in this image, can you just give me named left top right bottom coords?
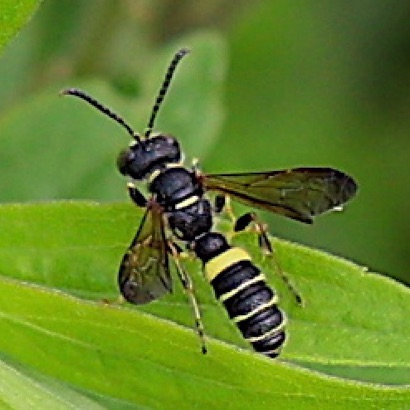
left=193, top=232, right=230, bottom=262
left=116, top=135, right=182, bottom=180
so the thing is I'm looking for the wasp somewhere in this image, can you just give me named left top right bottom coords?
left=62, top=48, right=357, bottom=358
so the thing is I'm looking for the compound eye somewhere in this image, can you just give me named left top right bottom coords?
left=116, top=147, right=135, bottom=176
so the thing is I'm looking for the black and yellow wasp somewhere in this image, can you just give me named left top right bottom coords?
left=62, top=48, right=357, bottom=358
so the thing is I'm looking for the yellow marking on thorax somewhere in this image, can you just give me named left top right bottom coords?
left=148, top=169, right=161, bottom=184
left=205, top=248, right=251, bottom=283
left=174, top=195, right=199, bottom=210
left=147, top=163, right=184, bottom=184
left=166, top=162, right=184, bottom=169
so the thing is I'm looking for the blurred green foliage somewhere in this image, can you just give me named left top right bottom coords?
left=0, top=0, right=409, bottom=287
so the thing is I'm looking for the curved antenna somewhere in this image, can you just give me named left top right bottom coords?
left=60, top=88, right=141, bottom=143
left=144, top=48, right=190, bottom=138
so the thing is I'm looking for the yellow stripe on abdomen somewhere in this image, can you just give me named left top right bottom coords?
left=219, top=273, right=266, bottom=302
left=205, top=248, right=251, bottom=283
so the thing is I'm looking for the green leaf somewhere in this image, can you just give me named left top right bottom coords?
left=246, top=236, right=410, bottom=385
left=0, top=0, right=41, bottom=55
left=0, top=359, right=109, bottom=410
left=0, top=202, right=409, bottom=409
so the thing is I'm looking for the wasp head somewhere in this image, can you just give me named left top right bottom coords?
left=117, top=134, right=182, bottom=180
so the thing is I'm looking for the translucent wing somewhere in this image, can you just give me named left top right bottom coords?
left=118, top=202, right=172, bottom=304
left=202, top=167, right=357, bottom=224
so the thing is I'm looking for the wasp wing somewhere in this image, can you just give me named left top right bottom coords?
left=118, top=202, right=172, bottom=304
left=203, top=167, right=357, bottom=224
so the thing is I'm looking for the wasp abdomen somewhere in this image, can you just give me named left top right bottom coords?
left=211, top=258, right=286, bottom=358
left=194, top=232, right=286, bottom=357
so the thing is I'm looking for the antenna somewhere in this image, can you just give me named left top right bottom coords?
left=60, top=88, right=141, bottom=143
left=144, top=48, right=190, bottom=138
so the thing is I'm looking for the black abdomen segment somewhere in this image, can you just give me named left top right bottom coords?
left=194, top=232, right=286, bottom=358
left=211, top=259, right=286, bottom=357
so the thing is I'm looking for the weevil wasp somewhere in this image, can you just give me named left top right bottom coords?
left=62, top=48, right=357, bottom=358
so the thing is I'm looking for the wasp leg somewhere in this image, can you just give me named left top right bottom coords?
left=168, top=241, right=207, bottom=354
left=214, top=195, right=226, bottom=214
left=191, top=157, right=200, bottom=173
left=213, top=194, right=236, bottom=223
left=127, top=182, right=147, bottom=207
left=234, top=212, right=303, bottom=306
left=212, top=195, right=238, bottom=243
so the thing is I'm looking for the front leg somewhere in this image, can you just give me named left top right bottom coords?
left=168, top=240, right=207, bottom=355
left=127, top=182, right=147, bottom=207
